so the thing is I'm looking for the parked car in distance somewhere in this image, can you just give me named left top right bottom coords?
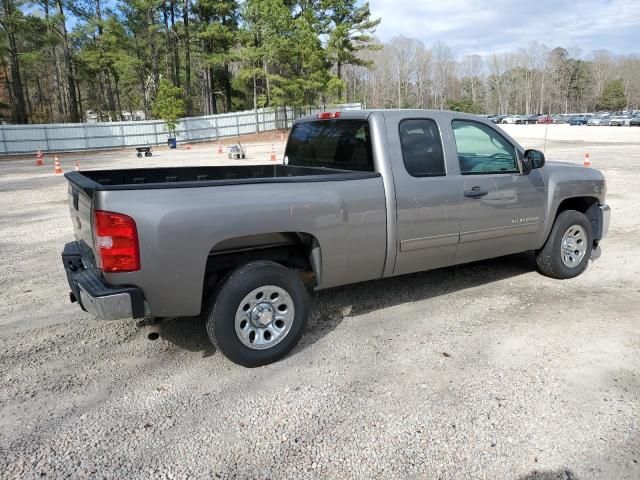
left=537, top=115, right=553, bottom=124
left=630, top=115, right=640, bottom=127
left=587, top=115, right=611, bottom=126
left=552, top=115, right=566, bottom=124
left=501, top=115, right=523, bottom=124
left=60, top=109, right=611, bottom=367
left=569, top=115, right=588, bottom=126
left=609, top=115, right=629, bottom=126
left=523, top=115, right=538, bottom=124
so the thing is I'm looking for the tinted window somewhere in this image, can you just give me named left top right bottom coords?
left=399, top=119, right=446, bottom=177
left=452, top=120, right=519, bottom=175
left=285, top=120, right=373, bottom=172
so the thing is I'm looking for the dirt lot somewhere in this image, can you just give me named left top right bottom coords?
left=0, top=125, right=638, bottom=479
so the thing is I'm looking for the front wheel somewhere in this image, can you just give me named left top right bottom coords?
left=536, top=210, right=593, bottom=279
left=205, top=261, right=309, bottom=367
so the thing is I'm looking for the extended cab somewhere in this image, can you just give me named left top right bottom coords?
left=62, top=110, right=610, bottom=366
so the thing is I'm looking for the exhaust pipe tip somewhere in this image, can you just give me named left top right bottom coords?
left=147, top=325, right=161, bottom=341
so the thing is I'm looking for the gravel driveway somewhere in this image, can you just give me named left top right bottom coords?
left=0, top=133, right=638, bottom=479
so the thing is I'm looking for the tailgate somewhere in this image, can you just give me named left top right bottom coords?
left=67, top=182, right=97, bottom=267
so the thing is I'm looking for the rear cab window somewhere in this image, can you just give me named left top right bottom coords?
left=285, top=119, right=374, bottom=172
left=398, top=119, right=446, bottom=177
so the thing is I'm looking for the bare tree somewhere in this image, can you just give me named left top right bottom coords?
left=432, top=40, right=453, bottom=110
left=459, top=54, right=483, bottom=104
left=590, top=49, right=613, bottom=107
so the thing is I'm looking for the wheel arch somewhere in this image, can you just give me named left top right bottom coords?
left=554, top=196, right=603, bottom=241
left=203, top=232, right=322, bottom=295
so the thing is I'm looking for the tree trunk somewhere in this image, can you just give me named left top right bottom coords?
left=337, top=61, right=343, bottom=100
left=56, top=0, right=80, bottom=122
left=170, top=1, right=180, bottom=88
left=224, top=63, right=232, bottom=112
left=76, top=77, right=84, bottom=121
left=7, top=33, right=28, bottom=123
left=103, top=71, right=117, bottom=120
left=1, top=0, right=28, bottom=123
left=24, top=77, right=33, bottom=120
left=208, top=66, right=217, bottom=114
left=132, top=31, right=149, bottom=118
left=148, top=9, right=159, bottom=94
left=253, top=75, right=259, bottom=133
left=1, top=57, right=16, bottom=121
left=54, top=49, right=66, bottom=119
left=263, top=60, right=271, bottom=106
left=162, top=3, right=175, bottom=86
left=44, top=1, right=64, bottom=120
left=112, top=69, right=123, bottom=119
left=183, top=0, right=191, bottom=115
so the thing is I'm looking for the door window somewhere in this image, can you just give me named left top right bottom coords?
left=399, top=119, right=446, bottom=177
left=452, top=120, right=519, bottom=175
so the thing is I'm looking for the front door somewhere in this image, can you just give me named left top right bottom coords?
left=450, top=119, right=546, bottom=265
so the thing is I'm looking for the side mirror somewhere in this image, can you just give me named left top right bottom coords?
left=524, top=149, right=545, bottom=171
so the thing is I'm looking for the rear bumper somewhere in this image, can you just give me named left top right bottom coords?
left=62, top=241, right=147, bottom=320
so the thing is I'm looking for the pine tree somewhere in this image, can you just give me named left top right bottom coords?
left=596, top=79, right=627, bottom=111
left=323, top=0, right=380, bottom=99
left=153, top=78, right=184, bottom=134
left=193, top=0, right=239, bottom=114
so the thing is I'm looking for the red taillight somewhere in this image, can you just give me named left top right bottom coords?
left=317, top=111, right=341, bottom=119
left=93, top=210, right=140, bottom=273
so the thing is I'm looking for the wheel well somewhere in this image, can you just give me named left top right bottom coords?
left=203, top=232, right=321, bottom=295
left=555, top=196, right=602, bottom=240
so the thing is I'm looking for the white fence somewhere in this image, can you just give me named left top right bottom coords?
left=0, top=103, right=362, bottom=155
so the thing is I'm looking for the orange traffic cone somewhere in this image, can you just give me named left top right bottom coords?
left=217, top=142, right=223, bottom=154
left=583, top=152, right=591, bottom=167
left=185, top=144, right=192, bottom=150
left=270, top=144, right=276, bottom=162
left=54, top=156, right=63, bottom=175
left=74, top=161, right=80, bottom=171
left=35, top=150, right=44, bottom=166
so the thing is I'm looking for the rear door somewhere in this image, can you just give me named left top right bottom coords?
left=450, top=119, right=545, bottom=264
left=384, top=112, right=461, bottom=276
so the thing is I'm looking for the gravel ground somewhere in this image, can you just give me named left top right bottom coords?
left=0, top=127, right=639, bottom=479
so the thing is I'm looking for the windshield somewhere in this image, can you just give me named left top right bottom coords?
left=285, top=119, right=374, bottom=172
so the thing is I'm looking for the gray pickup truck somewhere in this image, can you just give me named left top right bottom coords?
left=62, top=110, right=610, bottom=367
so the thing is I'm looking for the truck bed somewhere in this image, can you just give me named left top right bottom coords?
left=65, top=165, right=379, bottom=196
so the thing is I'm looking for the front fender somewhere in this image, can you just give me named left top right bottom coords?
left=537, top=162, right=607, bottom=247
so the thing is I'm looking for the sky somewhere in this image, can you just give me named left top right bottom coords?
left=368, top=0, right=640, bottom=58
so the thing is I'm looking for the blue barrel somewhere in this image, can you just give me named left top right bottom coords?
left=167, top=137, right=177, bottom=149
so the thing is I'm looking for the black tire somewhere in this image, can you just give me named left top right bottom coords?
left=136, top=152, right=142, bottom=158
left=536, top=209, right=593, bottom=279
left=205, top=261, right=309, bottom=367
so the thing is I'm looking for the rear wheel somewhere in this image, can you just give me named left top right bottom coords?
left=536, top=210, right=593, bottom=279
left=205, top=261, right=309, bottom=367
